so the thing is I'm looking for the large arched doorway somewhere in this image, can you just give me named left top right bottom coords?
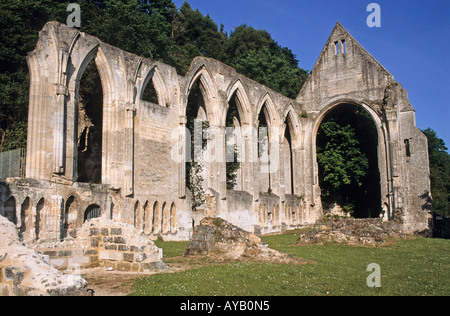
left=315, top=103, right=382, bottom=218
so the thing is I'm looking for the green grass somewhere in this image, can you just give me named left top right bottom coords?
left=131, top=232, right=450, bottom=296
left=154, top=237, right=188, bottom=259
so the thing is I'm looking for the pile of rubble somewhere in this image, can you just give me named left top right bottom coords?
left=185, top=218, right=310, bottom=264
left=297, top=218, right=406, bottom=246
left=0, top=215, right=87, bottom=296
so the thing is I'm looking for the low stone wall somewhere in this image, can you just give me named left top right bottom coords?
left=33, top=218, right=166, bottom=272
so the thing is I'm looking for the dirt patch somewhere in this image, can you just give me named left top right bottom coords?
left=81, top=262, right=190, bottom=296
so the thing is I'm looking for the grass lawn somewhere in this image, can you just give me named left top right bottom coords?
left=131, top=232, right=450, bottom=296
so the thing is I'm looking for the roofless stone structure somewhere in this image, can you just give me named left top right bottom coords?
left=0, top=21, right=431, bottom=244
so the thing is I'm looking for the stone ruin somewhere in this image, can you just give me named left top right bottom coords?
left=297, top=218, right=408, bottom=247
left=185, top=217, right=309, bottom=264
left=0, top=214, right=165, bottom=296
left=0, top=19, right=434, bottom=295
left=0, top=20, right=431, bottom=250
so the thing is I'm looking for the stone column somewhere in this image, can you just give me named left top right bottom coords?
left=124, top=105, right=135, bottom=197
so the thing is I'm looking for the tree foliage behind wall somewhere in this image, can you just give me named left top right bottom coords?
left=422, top=128, right=450, bottom=216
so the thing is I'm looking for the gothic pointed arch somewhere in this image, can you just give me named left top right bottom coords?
left=184, top=64, right=219, bottom=125
left=312, top=99, right=386, bottom=219
left=225, top=79, right=252, bottom=126
left=140, top=65, right=170, bottom=107
left=283, top=106, right=301, bottom=148
left=256, top=93, right=278, bottom=128
left=282, top=109, right=298, bottom=195
left=66, top=43, right=117, bottom=184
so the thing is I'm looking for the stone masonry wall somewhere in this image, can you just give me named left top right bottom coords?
left=33, top=218, right=166, bottom=272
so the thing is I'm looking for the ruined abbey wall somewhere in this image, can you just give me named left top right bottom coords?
left=0, top=21, right=431, bottom=244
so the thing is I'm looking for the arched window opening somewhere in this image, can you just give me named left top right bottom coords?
left=316, top=103, right=381, bottom=218
left=4, top=197, right=16, bottom=225
left=35, top=198, right=45, bottom=241
left=84, top=204, right=102, bottom=222
left=19, top=197, right=32, bottom=241
left=62, top=195, right=79, bottom=240
left=141, top=76, right=159, bottom=104
left=283, top=118, right=295, bottom=195
left=226, top=91, right=243, bottom=190
left=77, top=59, right=103, bottom=184
left=152, top=201, right=160, bottom=234
left=185, top=78, right=209, bottom=208
left=134, top=201, right=142, bottom=231
left=143, top=201, right=152, bottom=235
left=162, top=202, right=170, bottom=235
left=258, top=104, right=271, bottom=193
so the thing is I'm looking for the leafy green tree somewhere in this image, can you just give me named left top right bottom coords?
left=422, top=128, right=450, bottom=216
left=316, top=104, right=382, bottom=218
left=86, top=0, right=173, bottom=61
left=232, top=46, right=306, bottom=99
left=171, top=1, right=226, bottom=74
left=226, top=25, right=308, bottom=99
left=225, top=24, right=274, bottom=61
left=317, top=122, right=369, bottom=192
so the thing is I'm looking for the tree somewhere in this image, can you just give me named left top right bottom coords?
left=0, top=0, right=68, bottom=152
left=318, top=123, right=367, bottom=189
left=232, top=46, right=306, bottom=99
left=88, top=0, right=173, bottom=61
left=170, top=1, right=226, bottom=74
left=226, top=25, right=308, bottom=99
left=422, top=128, right=450, bottom=216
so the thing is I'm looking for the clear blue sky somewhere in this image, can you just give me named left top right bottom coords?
left=174, top=0, right=450, bottom=149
